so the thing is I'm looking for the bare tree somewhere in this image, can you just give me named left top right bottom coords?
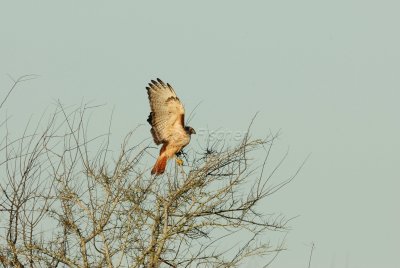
left=0, top=77, right=304, bottom=267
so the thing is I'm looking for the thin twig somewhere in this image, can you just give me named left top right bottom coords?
left=307, top=242, right=315, bottom=268
left=0, top=74, right=39, bottom=110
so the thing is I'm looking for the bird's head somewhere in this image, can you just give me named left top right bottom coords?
left=185, top=126, right=196, bottom=135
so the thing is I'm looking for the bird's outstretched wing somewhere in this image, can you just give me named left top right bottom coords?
left=146, top=78, right=185, bottom=145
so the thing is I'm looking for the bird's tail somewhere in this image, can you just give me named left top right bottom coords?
left=151, top=154, right=168, bottom=175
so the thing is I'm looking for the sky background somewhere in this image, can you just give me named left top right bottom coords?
left=1, top=1, right=399, bottom=267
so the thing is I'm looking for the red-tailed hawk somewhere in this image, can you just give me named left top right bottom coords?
left=146, top=78, right=196, bottom=175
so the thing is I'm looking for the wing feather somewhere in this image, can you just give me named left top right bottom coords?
left=147, top=79, right=185, bottom=144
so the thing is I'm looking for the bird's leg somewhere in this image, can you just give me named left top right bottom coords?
left=175, top=150, right=186, bottom=166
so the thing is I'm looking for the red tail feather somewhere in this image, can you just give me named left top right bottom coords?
left=151, top=155, right=168, bottom=175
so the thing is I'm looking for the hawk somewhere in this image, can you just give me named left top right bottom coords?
left=146, top=78, right=196, bottom=175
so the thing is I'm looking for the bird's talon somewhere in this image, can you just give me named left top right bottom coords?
left=176, top=158, right=184, bottom=166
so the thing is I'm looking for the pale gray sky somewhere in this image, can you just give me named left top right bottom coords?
left=1, top=1, right=399, bottom=267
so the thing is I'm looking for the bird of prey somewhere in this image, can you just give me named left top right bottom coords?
left=146, top=78, right=196, bottom=175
